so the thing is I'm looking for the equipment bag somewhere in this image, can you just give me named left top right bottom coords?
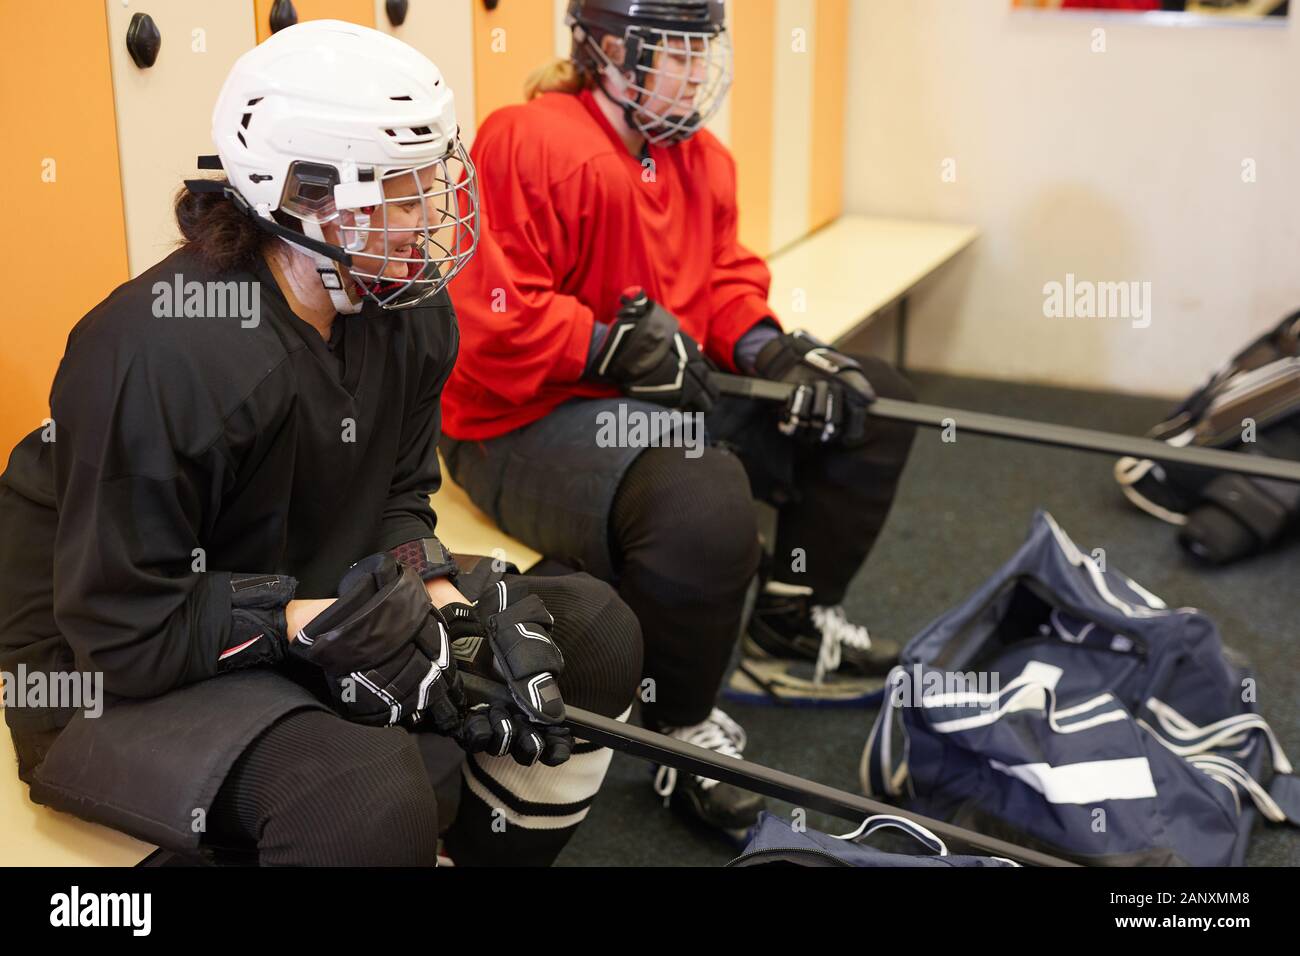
left=1115, top=308, right=1300, bottom=563
left=861, top=511, right=1300, bottom=866
left=729, top=811, right=1019, bottom=867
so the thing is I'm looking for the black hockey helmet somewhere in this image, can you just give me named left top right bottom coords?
left=570, top=0, right=725, bottom=35
left=566, top=0, right=732, bottom=145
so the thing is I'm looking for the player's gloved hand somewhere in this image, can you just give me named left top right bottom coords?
left=590, top=287, right=719, bottom=414
left=456, top=700, right=574, bottom=768
left=754, top=330, right=877, bottom=446
left=441, top=588, right=574, bottom=767
left=289, top=553, right=465, bottom=732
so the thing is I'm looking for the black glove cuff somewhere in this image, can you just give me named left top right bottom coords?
left=218, top=573, right=298, bottom=673
left=590, top=291, right=680, bottom=384
left=756, top=331, right=874, bottom=399
left=440, top=601, right=483, bottom=642
left=754, top=332, right=801, bottom=379
left=443, top=602, right=495, bottom=675
left=389, top=537, right=459, bottom=585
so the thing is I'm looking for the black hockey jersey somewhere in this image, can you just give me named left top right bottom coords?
left=0, top=245, right=458, bottom=730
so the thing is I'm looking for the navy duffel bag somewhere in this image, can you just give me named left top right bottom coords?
left=861, top=512, right=1299, bottom=866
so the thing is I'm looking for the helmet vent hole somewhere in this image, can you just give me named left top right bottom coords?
left=246, top=97, right=262, bottom=106
left=390, top=95, right=412, bottom=101
left=240, top=113, right=252, bottom=129
left=383, top=127, right=436, bottom=146
left=237, top=131, right=247, bottom=148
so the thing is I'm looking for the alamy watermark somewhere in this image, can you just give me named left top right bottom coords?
left=595, top=404, right=705, bottom=459
left=1042, top=273, right=1152, bottom=329
left=886, top=664, right=1002, bottom=710
left=50, top=886, right=151, bottom=936
left=1, top=665, right=103, bottom=718
left=153, top=274, right=260, bottom=328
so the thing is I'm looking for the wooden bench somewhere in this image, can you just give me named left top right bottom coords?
left=6, top=214, right=975, bottom=866
left=2, top=732, right=153, bottom=866
left=432, top=465, right=541, bottom=571
left=766, top=215, right=978, bottom=366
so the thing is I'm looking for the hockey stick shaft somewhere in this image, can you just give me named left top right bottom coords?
left=460, top=674, right=1075, bottom=867
left=712, top=373, right=1300, bottom=484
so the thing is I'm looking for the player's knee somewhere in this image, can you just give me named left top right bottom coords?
left=548, top=573, right=644, bottom=718
left=278, top=729, right=440, bottom=866
left=852, top=357, right=918, bottom=453
left=616, top=447, right=761, bottom=595
left=857, top=356, right=916, bottom=404
left=667, top=450, right=761, bottom=591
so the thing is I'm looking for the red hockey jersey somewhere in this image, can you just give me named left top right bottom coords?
left=441, top=89, right=777, bottom=440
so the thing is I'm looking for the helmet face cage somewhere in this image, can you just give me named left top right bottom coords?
left=281, top=138, right=480, bottom=310
left=581, top=24, right=732, bottom=145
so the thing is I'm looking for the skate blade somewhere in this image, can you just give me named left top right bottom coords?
left=723, top=656, right=886, bottom=708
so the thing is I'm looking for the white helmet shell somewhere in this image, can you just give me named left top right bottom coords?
left=209, top=20, right=478, bottom=312
left=214, top=19, right=457, bottom=213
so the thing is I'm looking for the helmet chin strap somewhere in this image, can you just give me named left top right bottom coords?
left=597, top=63, right=653, bottom=138
left=300, top=219, right=365, bottom=315
left=598, top=59, right=697, bottom=146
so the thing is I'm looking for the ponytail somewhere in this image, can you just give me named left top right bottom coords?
left=524, top=58, right=591, bottom=100
left=173, top=180, right=302, bottom=273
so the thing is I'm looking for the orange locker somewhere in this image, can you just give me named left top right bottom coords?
left=729, top=1, right=777, bottom=257
left=472, top=0, right=558, bottom=128
left=254, top=0, right=376, bottom=41
left=0, top=5, right=129, bottom=456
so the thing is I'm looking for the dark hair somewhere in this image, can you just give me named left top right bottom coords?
left=174, top=179, right=302, bottom=273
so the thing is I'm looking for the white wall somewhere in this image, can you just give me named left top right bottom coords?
left=845, top=0, right=1300, bottom=398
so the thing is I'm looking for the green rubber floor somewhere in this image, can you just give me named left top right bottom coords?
left=557, top=371, right=1300, bottom=867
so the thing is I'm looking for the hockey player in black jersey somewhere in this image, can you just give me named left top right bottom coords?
left=0, top=20, right=642, bottom=866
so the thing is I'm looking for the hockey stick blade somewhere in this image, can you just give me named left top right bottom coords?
left=711, top=372, right=1300, bottom=485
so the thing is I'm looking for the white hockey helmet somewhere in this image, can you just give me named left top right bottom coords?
left=203, top=19, right=478, bottom=313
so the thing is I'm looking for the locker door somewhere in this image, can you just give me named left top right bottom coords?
left=730, top=1, right=777, bottom=257
left=472, top=0, right=557, bottom=128
left=254, top=0, right=375, bottom=42
left=809, top=0, right=848, bottom=233
left=0, top=4, right=128, bottom=455
left=375, top=0, right=477, bottom=143
left=104, top=1, right=258, bottom=276
left=767, top=0, right=816, bottom=255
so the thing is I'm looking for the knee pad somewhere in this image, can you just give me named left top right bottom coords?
left=270, top=718, right=440, bottom=865
left=612, top=446, right=761, bottom=595
left=847, top=357, right=918, bottom=456
left=855, top=356, right=917, bottom=404
left=520, top=573, right=644, bottom=718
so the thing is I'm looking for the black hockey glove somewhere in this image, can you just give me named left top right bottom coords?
left=441, top=585, right=573, bottom=767
left=290, top=553, right=465, bottom=732
left=590, top=287, right=719, bottom=414
left=754, top=330, right=877, bottom=447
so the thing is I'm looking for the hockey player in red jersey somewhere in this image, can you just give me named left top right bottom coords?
left=441, top=0, right=917, bottom=837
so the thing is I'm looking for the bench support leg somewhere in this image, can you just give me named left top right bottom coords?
left=894, top=295, right=909, bottom=370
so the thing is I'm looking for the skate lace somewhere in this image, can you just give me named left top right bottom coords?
left=653, top=708, right=747, bottom=799
left=812, top=605, right=872, bottom=683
